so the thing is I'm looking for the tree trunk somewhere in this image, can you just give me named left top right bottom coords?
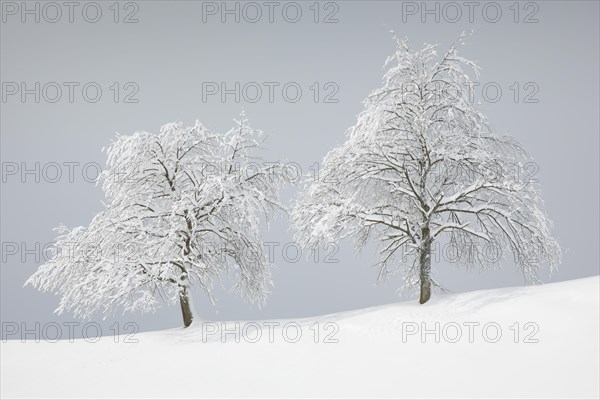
left=419, top=229, right=432, bottom=304
left=179, top=287, right=194, bottom=328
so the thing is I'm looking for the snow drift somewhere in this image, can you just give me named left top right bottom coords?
left=2, top=276, right=598, bottom=399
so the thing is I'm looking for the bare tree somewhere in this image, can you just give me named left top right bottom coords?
left=292, top=34, right=561, bottom=303
left=27, top=113, right=286, bottom=327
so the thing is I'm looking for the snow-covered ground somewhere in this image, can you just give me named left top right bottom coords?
left=2, top=276, right=598, bottom=399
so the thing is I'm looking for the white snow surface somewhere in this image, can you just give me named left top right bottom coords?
left=2, top=276, right=599, bottom=399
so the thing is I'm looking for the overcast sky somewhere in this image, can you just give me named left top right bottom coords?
left=1, top=0, right=598, bottom=338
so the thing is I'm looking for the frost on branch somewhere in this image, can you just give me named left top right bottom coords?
left=26, top=113, right=286, bottom=326
left=292, top=33, right=561, bottom=303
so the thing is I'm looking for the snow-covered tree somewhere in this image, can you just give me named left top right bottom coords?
left=292, top=34, right=561, bottom=304
left=27, top=113, right=286, bottom=327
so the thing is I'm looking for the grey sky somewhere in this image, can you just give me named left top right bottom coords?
left=1, top=0, right=598, bottom=338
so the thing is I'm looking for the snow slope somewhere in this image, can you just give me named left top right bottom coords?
left=2, top=276, right=599, bottom=399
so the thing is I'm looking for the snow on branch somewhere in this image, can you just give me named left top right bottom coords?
left=292, top=35, right=561, bottom=297
left=27, top=114, right=287, bottom=320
